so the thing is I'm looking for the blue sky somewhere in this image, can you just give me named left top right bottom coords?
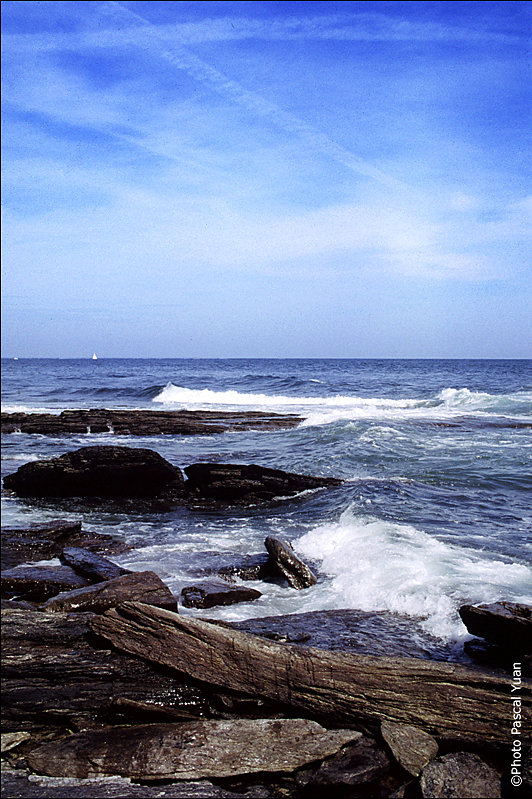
left=1, top=1, right=531, bottom=357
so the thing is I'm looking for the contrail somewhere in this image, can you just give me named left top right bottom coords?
left=99, top=1, right=408, bottom=191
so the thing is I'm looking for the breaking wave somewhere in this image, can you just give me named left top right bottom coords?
left=294, top=506, right=532, bottom=642
left=152, top=383, right=532, bottom=426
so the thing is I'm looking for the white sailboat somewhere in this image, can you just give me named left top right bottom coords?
left=92, top=353, right=98, bottom=360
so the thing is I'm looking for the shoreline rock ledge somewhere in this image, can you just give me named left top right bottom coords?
left=1, top=408, right=303, bottom=436
left=3, top=446, right=342, bottom=505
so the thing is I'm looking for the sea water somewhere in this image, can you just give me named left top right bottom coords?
left=2, top=358, right=531, bottom=654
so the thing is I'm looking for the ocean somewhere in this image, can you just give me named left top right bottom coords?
left=2, top=358, right=531, bottom=658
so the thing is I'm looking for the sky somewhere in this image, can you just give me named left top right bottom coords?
left=1, top=0, right=531, bottom=358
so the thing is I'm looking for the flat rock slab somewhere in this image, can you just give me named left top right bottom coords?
left=1, top=409, right=302, bottom=436
left=420, top=752, right=501, bottom=798
left=229, top=609, right=456, bottom=660
left=180, top=582, right=261, bottom=609
left=264, top=537, right=317, bottom=589
left=1, top=522, right=129, bottom=571
left=0, top=768, right=274, bottom=799
left=59, top=547, right=129, bottom=583
left=41, top=571, right=177, bottom=613
left=1, top=566, right=91, bottom=602
left=459, top=602, right=532, bottom=651
left=27, top=719, right=359, bottom=780
left=184, top=462, right=342, bottom=505
left=3, top=446, right=185, bottom=498
left=381, top=721, right=438, bottom=777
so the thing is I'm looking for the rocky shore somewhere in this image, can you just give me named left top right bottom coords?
left=2, top=446, right=531, bottom=798
left=1, top=409, right=303, bottom=437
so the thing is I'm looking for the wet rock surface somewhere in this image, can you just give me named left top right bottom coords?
left=1, top=566, right=91, bottom=602
left=1, top=409, right=303, bottom=436
left=184, top=462, right=342, bottom=505
left=1, top=521, right=130, bottom=571
left=3, top=446, right=185, bottom=498
left=41, top=571, right=177, bottom=614
left=264, top=537, right=317, bottom=589
left=180, top=581, right=262, bottom=609
left=59, top=547, right=130, bottom=583
left=459, top=601, right=532, bottom=651
left=230, top=608, right=457, bottom=659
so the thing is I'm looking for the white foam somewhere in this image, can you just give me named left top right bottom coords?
left=152, top=383, right=532, bottom=427
left=294, top=506, right=532, bottom=641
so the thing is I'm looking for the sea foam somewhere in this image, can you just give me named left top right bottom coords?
left=152, top=383, right=532, bottom=427
left=294, top=506, right=532, bottom=642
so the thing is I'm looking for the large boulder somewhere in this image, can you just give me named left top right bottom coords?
left=3, top=446, right=185, bottom=498
left=184, top=463, right=342, bottom=505
left=459, top=602, right=532, bottom=651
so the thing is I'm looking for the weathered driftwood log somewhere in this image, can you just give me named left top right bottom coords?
left=90, top=602, right=531, bottom=743
left=27, top=719, right=360, bottom=780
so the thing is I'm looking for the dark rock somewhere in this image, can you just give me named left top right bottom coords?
left=184, top=462, right=342, bottom=505
left=1, top=565, right=91, bottom=602
left=3, top=446, right=185, bottom=498
left=1, top=731, right=31, bottom=753
left=217, top=553, right=274, bottom=582
left=1, top=521, right=130, bottom=570
left=0, top=767, right=271, bottom=798
left=420, top=751, right=501, bottom=798
left=380, top=720, right=438, bottom=776
left=264, top=537, right=317, bottom=589
left=1, top=598, right=37, bottom=610
left=463, top=638, right=532, bottom=675
left=230, top=609, right=457, bottom=659
left=296, top=735, right=390, bottom=788
left=27, top=719, right=359, bottom=779
left=59, top=547, right=129, bottom=583
left=459, top=602, right=532, bottom=651
left=41, top=571, right=177, bottom=613
left=1, top=408, right=302, bottom=436
left=1, top=608, right=289, bottom=734
left=180, top=581, right=262, bottom=609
